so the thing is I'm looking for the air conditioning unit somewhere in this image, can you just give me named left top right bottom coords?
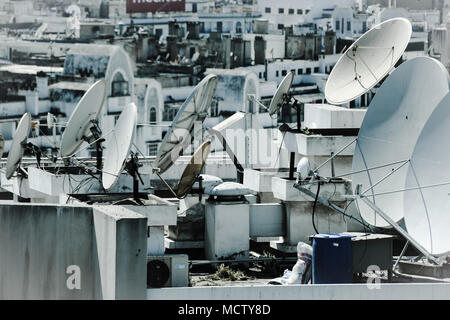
left=147, top=254, right=189, bottom=288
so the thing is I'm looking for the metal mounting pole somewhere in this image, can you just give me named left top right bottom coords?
left=356, top=195, right=438, bottom=264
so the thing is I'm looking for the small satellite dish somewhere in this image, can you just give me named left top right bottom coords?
left=153, top=74, right=218, bottom=174
left=297, top=157, right=310, bottom=181
left=403, top=91, right=450, bottom=256
left=102, top=102, right=138, bottom=190
left=60, top=80, right=107, bottom=158
left=352, top=57, right=449, bottom=228
left=176, top=140, right=211, bottom=198
left=5, top=113, right=32, bottom=179
left=325, top=18, right=412, bottom=105
left=269, top=71, right=294, bottom=116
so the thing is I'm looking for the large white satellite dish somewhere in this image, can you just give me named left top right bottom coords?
left=5, top=113, right=32, bottom=179
left=352, top=57, right=449, bottom=228
left=60, top=80, right=107, bottom=158
left=102, top=102, right=137, bottom=190
left=269, top=71, right=294, bottom=116
left=325, top=18, right=412, bottom=105
left=153, top=74, right=218, bottom=174
left=403, top=92, right=450, bottom=256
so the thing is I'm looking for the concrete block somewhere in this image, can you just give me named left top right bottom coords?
left=147, top=226, right=165, bottom=255
left=282, top=132, right=356, bottom=156
left=304, top=104, right=366, bottom=129
left=0, top=203, right=147, bottom=299
left=284, top=201, right=347, bottom=245
left=249, top=203, right=285, bottom=237
left=243, top=168, right=289, bottom=193
left=271, top=177, right=351, bottom=202
left=123, top=195, right=177, bottom=226
left=205, top=201, right=250, bottom=260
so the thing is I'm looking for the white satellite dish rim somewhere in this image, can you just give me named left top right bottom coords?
left=402, top=91, right=450, bottom=256
left=60, top=80, right=107, bottom=158
left=153, top=74, right=218, bottom=174
left=268, top=71, right=294, bottom=116
left=102, top=102, right=138, bottom=191
left=351, top=56, right=450, bottom=228
left=5, top=113, right=32, bottom=179
left=325, top=17, right=412, bottom=105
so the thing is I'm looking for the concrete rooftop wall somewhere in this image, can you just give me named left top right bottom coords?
left=0, top=203, right=147, bottom=299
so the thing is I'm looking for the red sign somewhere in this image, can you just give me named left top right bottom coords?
left=126, top=0, right=186, bottom=13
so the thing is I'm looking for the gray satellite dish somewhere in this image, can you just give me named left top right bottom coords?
left=5, top=113, right=32, bottom=179
left=403, top=91, right=450, bottom=256
left=60, top=80, right=107, bottom=158
left=153, top=74, right=218, bottom=174
left=102, top=102, right=138, bottom=190
left=269, top=71, right=294, bottom=116
left=352, top=57, right=449, bottom=228
left=325, top=18, right=412, bottom=105
left=176, top=140, right=211, bottom=198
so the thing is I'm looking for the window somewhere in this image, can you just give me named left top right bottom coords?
left=275, top=70, right=279, bottom=77
left=236, top=21, right=242, bottom=33
left=259, top=72, right=262, bottom=79
left=217, top=21, right=222, bottom=32
left=163, top=105, right=179, bottom=121
left=306, top=68, right=311, bottom=74
left=298, top=69, right=303, bottom=75
left=278, top=8, right=284, bottom=14
left=362, top=21, right=367, bottom=33
left=314, top=67, right=319, bottom=73
left=305, top=9, right=310, bottom=14
left=347, top=21, right=351, bottom=31
left=149, top=107, right=157, bottom=124
left=282, top=70, right=287, bottom=76
left=288, top=8, right=294, bottom=15
left=277, top=24, right=284, bottom=30
left=111, top=72, right=129, bottom=97
left=147, top=143, right=158, bottom=156
left=265, top=7, right=271, bottom=13
left=199, top=22, right=205, bottom=33
left=192, top=3, right=197, bottom=13
left=335, top=20, right=340, bottom=31
left=297, top=9, right=303, bottom=15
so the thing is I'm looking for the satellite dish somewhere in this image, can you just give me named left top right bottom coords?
left=5, top=113, right=32, bottom=179
left=297, top=157, right=310, bottom=181
left=269, top=71, right=294, bottom=116
left=325, top=18, right=412, bottom=105
left=403, top=91, right=450, bottom=256
left=352, top=57, right=449, bottom=228
left=102, top=102, right=138, bottom=190
left=176, top=140, right=211, bottom=198
left=60, top=80, right=107, bottom=158
left=153, top=74, right=218, bottom=174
